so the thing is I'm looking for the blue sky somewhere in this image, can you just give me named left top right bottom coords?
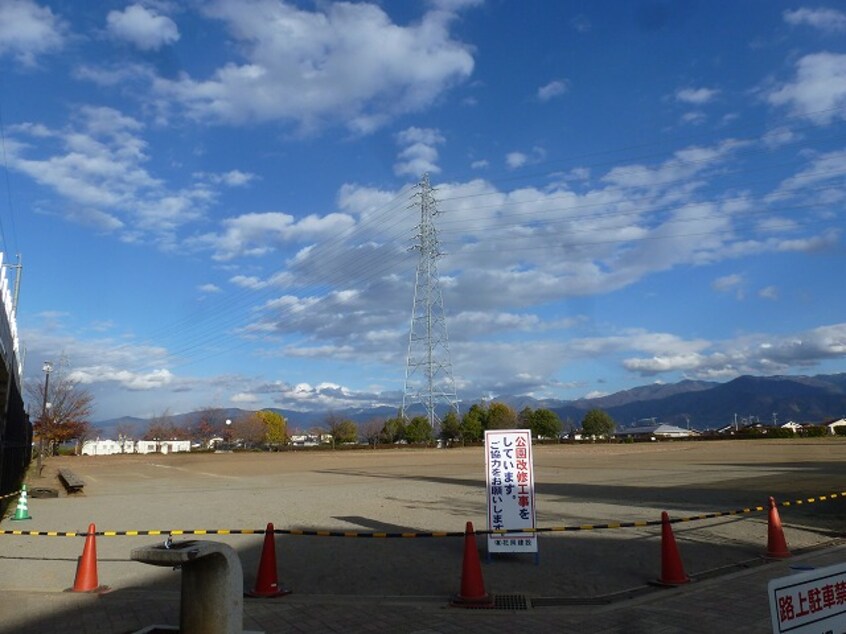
left=1, top=0, right=846, bottom=422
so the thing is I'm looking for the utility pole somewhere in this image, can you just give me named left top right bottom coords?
left=401, top=174, right=459, bottom=435
left=37, top=360, right=52, bottom=476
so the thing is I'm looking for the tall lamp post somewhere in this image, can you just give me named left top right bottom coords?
left=36, top=361, right=53, bottom=476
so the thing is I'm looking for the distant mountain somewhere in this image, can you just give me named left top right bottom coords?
left=571, top=379, right=717, bottom=409
left=91, top=373, right=846, bottom=437
left=551, top=373, right=846, bottom=430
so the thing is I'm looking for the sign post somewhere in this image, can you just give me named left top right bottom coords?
left=768, top=562, right=846, bottom=633
left=484, top=429, right=538, bottom=559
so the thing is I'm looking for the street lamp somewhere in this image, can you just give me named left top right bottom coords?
left=37, top=361, right=53, bottom=476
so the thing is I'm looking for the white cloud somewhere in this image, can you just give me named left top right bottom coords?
left=10, top=110, right=153, bottom=205
left=6, top=106, right=225, bottom=244
left=783, top=7, right=846, bottom=33
left=0, top=0, right=65, bottom=66
left=680, top=111, right=706, bottom=125
left=470, top=159, right=489, bottom=169
left=195, top=170, right=257, bottom=187
left=449, top=310, right=541, bottom=337
left=107, top=4, right=180, bottom=51
left=75, top=62, right=154, bottom=87
left=266, top=380, right=388, bottom=411
left=394, top=127, right=445, bottom=177
left=537, top=79, right=568, bottom=102
left=761, top=126, right=799, bottom=148
left=231, top=392, right=260, bottom=404
left=198, top=283, right=222, bottom=293
left=505, top=147, right=545, bottom=170
left=712, top=273, right=743, bottom=293
left=623, top=323, right=846, bottom=378
left=152, top=0, right=475, bottom=132
left=675, top=87, right=719, bottom=104
left=428, top=0, right=484, bottom=10
left=758, top=286, right=779, bottom=300
left=506, top=152, right=527, bottom=169
left=768, top=53, right=846, bottom=123
left=190, top=210, right=357, bottom=261
left=776, top=228, right=840, bottom=252
left=770, top=149, right=846, bottom=200
left=602, top=138, right=746, bottom=190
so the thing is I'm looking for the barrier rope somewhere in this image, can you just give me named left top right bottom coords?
left=0, top=490, right=21, bottom=501
left=1, top=490, right=843, bottom=538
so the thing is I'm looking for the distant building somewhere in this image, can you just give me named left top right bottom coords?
left=780, top=421, right=803, bottom=433
left=82, top=438, right=191, bottom=455
left=290, top=433, right=331, bottom=447
left=615, top=423, right=699, bottom=440
left=135, top=440, right=191, bottom=454
left=81, top=438, right=136, bottom=455
left=825, top=418, right=846, bottom=435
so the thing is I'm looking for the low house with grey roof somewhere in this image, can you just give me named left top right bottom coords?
left=614, top=423, right=699, bottom=440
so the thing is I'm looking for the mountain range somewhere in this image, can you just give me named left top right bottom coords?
left=92, top=373, right=846, bottom=437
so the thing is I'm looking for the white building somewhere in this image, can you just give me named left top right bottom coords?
left=780, top=421, right=803, bottom=433
left=615, top=423, right=699, bottom=440
left=825, top=418, right=846, bottom=435
left=81, top=438, right=136, bottom=455
left=135, top=440, right=191, bottom=454
left=81, top=438, right=191, bottom=455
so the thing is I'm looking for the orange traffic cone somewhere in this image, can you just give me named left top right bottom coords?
left=657, top=512, right=690, bottom=586
left=69, top=523, right=108, bottom=593
left=451, top=521, right=494, bottom=608
left=246, top=523, right=290, bottom=597
left=766, top=497, right=791, bottom=559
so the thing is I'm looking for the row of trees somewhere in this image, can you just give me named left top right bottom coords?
left=357, top=405, right=618, bottom=447
left=26, top=364, right=619, bottom=454
left=132, top=402, right=579, bottom=450
left=140, top=408, right=288, bottom=449
left=352, top=402, right=593, bottom=448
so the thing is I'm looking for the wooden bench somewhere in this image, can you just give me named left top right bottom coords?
left=57, top=469, right=85, bottom=494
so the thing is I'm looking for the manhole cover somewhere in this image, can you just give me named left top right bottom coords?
left=494, top=594, right=529, bottom=610
left=29, top=487, right=59, bottom=499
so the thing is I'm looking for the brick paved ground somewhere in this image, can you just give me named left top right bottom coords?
left=0, top=543, right=844, bottom=633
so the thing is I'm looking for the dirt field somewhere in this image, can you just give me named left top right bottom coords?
left=3, top=438, right=845, bottom=598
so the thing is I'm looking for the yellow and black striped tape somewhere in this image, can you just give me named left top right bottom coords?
left=0, top=489, right=21, bottom=501
left=2, top=490, right=843, bottom=538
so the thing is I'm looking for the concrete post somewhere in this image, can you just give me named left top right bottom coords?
left=131, top=540, right=247, bottom=634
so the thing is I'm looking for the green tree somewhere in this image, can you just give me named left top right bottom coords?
left=335, top=419, right=358, bottom=444
left=381, top=416, right=406, bottom=444
left=518, top=406, right=534, bottom=430
left=405, top=416, right=433, bottom=444
left=324, top=412, right=357, bottom=447
left=460, top=404, right=486, bottom=443
left=486, top=401, right=518, bottom=430
left=440, top=410, right=461, bottom=446
left=257, top=410, right=287, bottom=448
left=582, top=408, right=616, bottom=439
left=530, top=408, right=562, bottom=439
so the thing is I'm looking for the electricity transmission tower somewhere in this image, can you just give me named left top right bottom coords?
left=401, top=174, right=459, bottom=432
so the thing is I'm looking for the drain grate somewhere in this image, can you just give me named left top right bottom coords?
left=494, top=594, right=529, bottom=610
